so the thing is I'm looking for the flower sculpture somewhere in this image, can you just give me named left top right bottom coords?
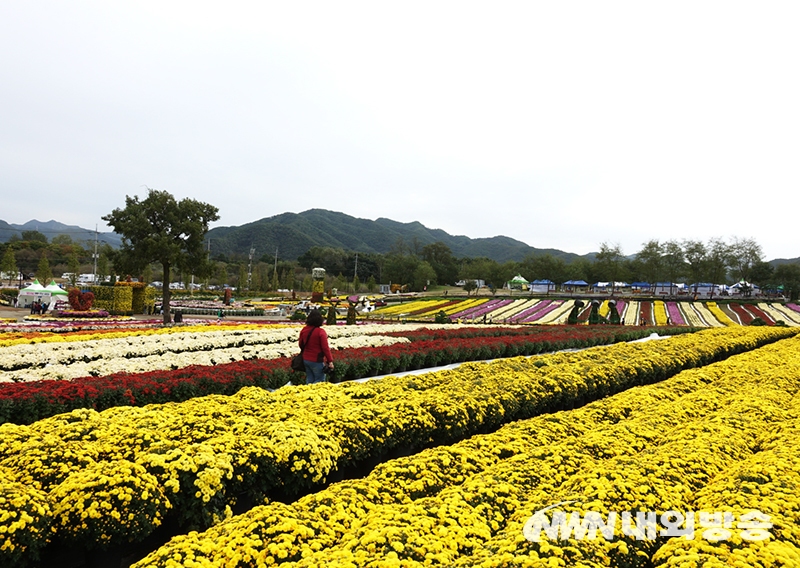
left=67, top=288, right=95, bottom=311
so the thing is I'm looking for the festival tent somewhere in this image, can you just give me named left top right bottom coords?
left=529, top=279, right=556, bottom=294
left=653, top=282, right=681, bottom=295
left=729, top=281, right=759, bottom=296
left=562, top=279, right=589, bottom=292
left=506, top=274, right=529, bottom=290
left=16, top=279, right=69, bottom=308
left=16, top=279, right=47, bottom=308
left=591, top=281, right=630, bottom=293
left=44, top=280, right=69, bottom=307
left=688, top=283, right=726, bottom=298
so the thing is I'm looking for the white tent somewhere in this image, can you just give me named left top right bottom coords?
left=16, top=279, right=68, bottom=309
left=44, top=280, right=69, bottom=308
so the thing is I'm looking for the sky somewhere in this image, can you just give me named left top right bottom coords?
left=2, top=2, right=799, bottom=260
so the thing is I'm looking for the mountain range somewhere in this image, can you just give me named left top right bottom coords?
left=0, top=219, right=122, bottom=248
left=203, top=209, right=590, bottom=263
left=2, top=210, right=797, bottom=266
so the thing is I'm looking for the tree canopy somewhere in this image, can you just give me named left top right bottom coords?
left=102, top=188, right=219, bottom=323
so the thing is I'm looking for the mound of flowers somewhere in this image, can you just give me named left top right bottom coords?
left=0, top=327, right=794, bottom=566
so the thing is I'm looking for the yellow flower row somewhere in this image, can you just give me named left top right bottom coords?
left=130, top=330, right=800, bottom=567
left=652, top=420, right=800, bottom=566
left=0, top=322, right=290, bottom=348
left=653, top=300, right=668, bottom=325
left=372, top=299, right=451, bottom=317
left=707, top=302, right=737, bottom=326
left=622, top=300, right=639, bottom=325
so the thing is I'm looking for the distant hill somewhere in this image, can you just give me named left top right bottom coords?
left=204, top=209, right=590, bottom=263
left=0, top=219, right=122, bottom=248
left=770, top=257, right=800, bottom=267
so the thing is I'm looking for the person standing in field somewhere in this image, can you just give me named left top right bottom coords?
left=298, top=309, right=334, bottom=384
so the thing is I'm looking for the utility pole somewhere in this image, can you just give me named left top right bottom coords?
left=92, top=225, right=99, bottom=284
left=247, top=245, right=255, bottom=291
left=353, top=252, right=358, bottom=293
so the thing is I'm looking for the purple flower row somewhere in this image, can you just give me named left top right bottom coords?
left=666, top=302, right=686, bottom=325
left=518, top=300, right=565, bottom=323
left=511, top=300, right=552, bottom=322
left=450, top=299, right=509, bottom=320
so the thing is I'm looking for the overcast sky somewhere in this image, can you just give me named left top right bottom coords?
left=2, top=2, right=798, bottom=260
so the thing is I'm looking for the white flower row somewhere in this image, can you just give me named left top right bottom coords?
left=0, top=323, right=452, bottom=372
left=0, top=333, right=411, bottom=383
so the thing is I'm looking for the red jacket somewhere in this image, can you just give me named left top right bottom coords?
left=299, top=325, right=333, bottom=364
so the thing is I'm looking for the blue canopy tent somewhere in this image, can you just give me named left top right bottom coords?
left=562, top=279, right=589, bottom=293
left=529, top=279, right=556, bottom=294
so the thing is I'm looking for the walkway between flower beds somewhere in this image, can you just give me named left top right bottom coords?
left=281, top=332, right=671, bottom=387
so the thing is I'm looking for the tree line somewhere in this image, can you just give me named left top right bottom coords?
left=3, top=192, right=800, bottom=307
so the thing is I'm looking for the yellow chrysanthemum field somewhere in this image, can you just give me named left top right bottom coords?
left=1, top=322, right=799, bottom=567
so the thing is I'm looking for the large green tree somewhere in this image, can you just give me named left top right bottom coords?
left=1, top=247, right=18, bottom=286
left=635, top=240, right=664, bottom=284
left=774, top=263, right=800, bottom=302
left=36, top=253, right=53, bottom=283
left=102, top=189, right=219, bottom=323
left=421, top=242, right=458, bottom=287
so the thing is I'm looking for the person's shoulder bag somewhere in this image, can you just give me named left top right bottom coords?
left=290, top=327, right=317, bottom=372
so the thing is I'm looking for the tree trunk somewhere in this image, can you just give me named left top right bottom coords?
left=162, top=262, right=171, bottom=324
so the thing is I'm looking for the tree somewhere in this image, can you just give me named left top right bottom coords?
left=51, top=234, right=73, bottom=246
left=774, top=263, right=800, bottom=302
left=635, top=240, right=664, bottom=284
left=422, top=242, right=458, bottom=286
left=682, top=240, right=707, bottom=293
left=1, top=247, right=18, bottom=286
left=67, top=252, right=80, bottom=287
left=36, top=253, right=52, bottom=283
left=728, top=237, right=763, bottom=285
left=102, top=188, right=219, bottom=323
left=142, top=263, right=153, bottom=285
left=706, top=238, right=731, bottom=297
left=748, top=260, right=774, bottom=289
left=662, top=240, right=686, bottom=284
left=594, top=242, right=624, bottom=283
left=411, top=261, right=437, bottom=292
left=521, top=253, right=568, bottom=286
left=22, top=230, right=47, bottom=244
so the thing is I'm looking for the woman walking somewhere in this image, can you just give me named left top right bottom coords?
left=298, top=309, right=334, bottom=384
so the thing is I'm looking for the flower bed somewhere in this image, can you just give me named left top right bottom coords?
left=1, top=328, right=793, bottom=566
left=0, top=326, right=680, bottom=424
left=129, top=330, right=800, bottom=568
left=741, top=302, right=774, bottom=324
